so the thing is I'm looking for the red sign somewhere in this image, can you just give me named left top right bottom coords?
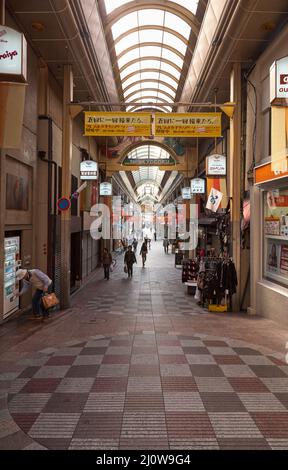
left=57, top=197, right=71, bottom=211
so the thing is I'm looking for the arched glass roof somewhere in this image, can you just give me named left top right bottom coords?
left=103, top=1, right=200, bottom=112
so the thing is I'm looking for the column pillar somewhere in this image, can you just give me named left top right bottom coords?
left=104, top=174, right=113, bottom=252
left=229, top=63, right=242, bottom=311
left=60, top=65, right=73, bottom=308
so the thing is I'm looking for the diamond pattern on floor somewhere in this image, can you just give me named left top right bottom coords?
left=1, top=332, right=287, bottom=450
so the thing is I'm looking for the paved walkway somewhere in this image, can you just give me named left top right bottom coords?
left=1, top=241, right=288, bottom=449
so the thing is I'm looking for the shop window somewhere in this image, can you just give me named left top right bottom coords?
left=264, top=187, right=288, bottom=287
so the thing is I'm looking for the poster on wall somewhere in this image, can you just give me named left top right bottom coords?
left=267, top=240, right=280, bottom=274
left=280, top=244, right=288, bottom=276
left=6, top=173, right=29, bottom=210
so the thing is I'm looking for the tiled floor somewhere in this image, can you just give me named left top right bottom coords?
left=0, top=241, right=288, bottom=450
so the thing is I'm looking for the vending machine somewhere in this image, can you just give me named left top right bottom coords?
left=4, top=236, right=20, bottom=319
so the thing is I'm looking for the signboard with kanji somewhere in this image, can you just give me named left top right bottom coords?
left=84, top=112, right=152, bottom=136
left=154, top=113, right=222, bottom=137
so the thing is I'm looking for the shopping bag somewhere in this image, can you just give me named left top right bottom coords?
left=42, top=292, right=59, bottom=310
left=124, top=265, right=128, bottom=273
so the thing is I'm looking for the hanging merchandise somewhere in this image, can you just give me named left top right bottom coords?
left=194, top=256, right=238, bottom=310
left=182, top=259, right=199, bottom=283
left=216, top=212, right=231, bottom=252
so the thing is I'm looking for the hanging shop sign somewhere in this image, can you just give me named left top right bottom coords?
left=191, top=178, right=205, bottom=194
left=181, top=187, right=191, bottom=200
left=154, top=113, right=222, bottom=138
left=100, top=182, right=112, bottom=196
left=206, top=154, right=226, bottom=176
left=0, top=26, right=27, bottom=81
left=84, top=112, right=151, bottom=136
left=80, top=160, right=98, bottom=180
left=206, top=188, right=223, bottom=212
left=270, top=56, right=288, bottom=104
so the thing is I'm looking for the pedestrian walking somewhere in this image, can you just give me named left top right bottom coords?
left=124, top=245, right=137, bottom=278
left=140, top=240, right=148, bottom=267
left=132, top=238, right=138, bottom=253
left=163, top=238, right=169, bottom=254
left=15, top=268, right=53, bottom=319
left=102, top=248, right=112, bottom=280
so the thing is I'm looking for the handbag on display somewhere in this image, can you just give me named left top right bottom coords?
left=42, top=292, right=59, bottom=310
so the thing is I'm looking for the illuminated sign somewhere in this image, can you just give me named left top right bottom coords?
left=0, top=26, right=27, bottom=81
left=181, top=187, right=191, bottom=200
left=206, top=154, right=226, bottom=176
left=270, top=56, right=288, bottom=103
left=191, top=178, right=205, bottom=194
left=80, top=160, right=98, bottom=180
left=100, top=182, right=112, bottom=196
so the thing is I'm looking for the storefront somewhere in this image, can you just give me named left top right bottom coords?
left=253, top=164, right=288, bottom=322
left=246, top=23, right=288, bottom=324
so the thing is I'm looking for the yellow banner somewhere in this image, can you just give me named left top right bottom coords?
left=84, top=112, right=152, bottom=136
left=154, top=112, right=222, bottom=137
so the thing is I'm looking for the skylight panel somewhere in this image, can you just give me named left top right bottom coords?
left=118, top=49, right=140, bottom=68
left=138, top=71, right=161, bottom=81
left=164, top=12, right=191, bottom=38
left=138, top=59, right=162, bottom=70
left=163, top=32, right=187, bottom=55
left=156, top=90, right=174, bottom=101
left=170, top=0, right=199, bottom=15
left=123, top=84, right=141, bottom=97
left=138, top=10, right=164, bottom=27
left=126, top=91, right=145, bottom=101
left=158, top=73, right=178, bottom=88
left=120, top=62, right=140, bottom=79
left=115, top=32, right=139, bottom=55
left=138, top=45, right=162, bottom=58
left=139, top=29, right=163, bottom=44
left=104, top=0, right=132, bottom=15
left=158, top=83, right=177, bottom=96
left=132, top=106, right=170, bottom=113
left=122, top=73, right=142, bottom=88
left=161, top=49, right=184, bottom=68
left=160, top=61, right=181, bottom=78
left=111, top=12, right=138, bottom=39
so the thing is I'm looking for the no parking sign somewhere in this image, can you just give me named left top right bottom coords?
left=57, top=197, right=71, bottom=211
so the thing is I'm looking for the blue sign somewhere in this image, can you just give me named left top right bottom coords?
left=57, top=197, right=71, bottom=211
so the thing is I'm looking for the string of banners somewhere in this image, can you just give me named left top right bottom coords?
left=84, top=112, right=222, bottom=138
